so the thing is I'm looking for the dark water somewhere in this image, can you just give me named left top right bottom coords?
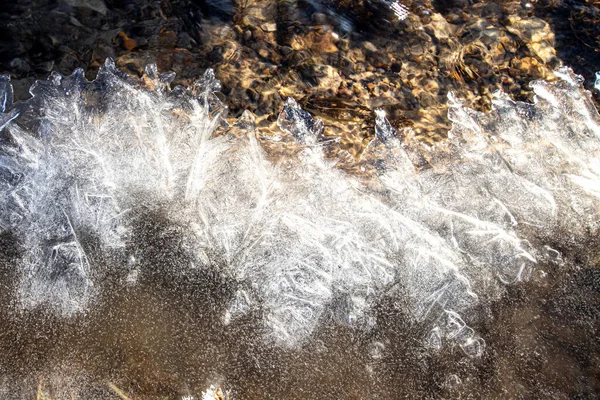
left=1, top=228, right=599, bottom=399
left=0, top=1, right=600, bottom=399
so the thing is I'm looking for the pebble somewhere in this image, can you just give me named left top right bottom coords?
left=362, top=41, right=378, bottom=52
left=507, top=16, right=556, bottom=63
left=418, top=92, right=435, bottom=107
left=312, top=12, right=327, bottom=25
left=261, top=22, right=277, bottom=32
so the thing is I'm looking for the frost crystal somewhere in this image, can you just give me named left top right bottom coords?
left=1, top=61, right=599, bottom=357
left=277, top=98, right=324, bottom=144
left=0, top=75, right=18, bottom=130
left=0, top=75, right=13, bottom=113
left=374, top=108, right=398, bottom=142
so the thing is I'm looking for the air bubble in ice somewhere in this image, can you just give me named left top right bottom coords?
left=368, top=341, right=386, bottom=359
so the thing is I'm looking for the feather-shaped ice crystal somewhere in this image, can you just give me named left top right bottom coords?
left=1, top=61, right=599, bottom=355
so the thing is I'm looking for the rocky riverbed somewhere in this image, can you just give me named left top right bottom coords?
left=1, top=0, right=599, bottom=152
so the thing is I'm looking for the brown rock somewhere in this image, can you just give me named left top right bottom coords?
left=158, top=29, right=177, bottom=49
left=258, top=48, right=269, bottom=59
left=308, top=26, right=338, bottom=54
left=117, top=31, right=137, bottom=51
left=260, top=23, right=277, bottom=32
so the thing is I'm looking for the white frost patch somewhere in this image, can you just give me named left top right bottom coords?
left=1, top=61, right=599, bottom=355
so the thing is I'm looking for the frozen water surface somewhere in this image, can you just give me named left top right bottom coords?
left=0, top=61, right=599, bottom=398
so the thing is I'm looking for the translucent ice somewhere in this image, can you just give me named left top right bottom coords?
left=277, top=97, right=324, bottom=144
left=364, top=68, right=600, bottom=293
left=1, top=61, right=599, bottom=356
left=374, top=108, right=399, bottom=142
left=0, top=60, right=229, bottom=314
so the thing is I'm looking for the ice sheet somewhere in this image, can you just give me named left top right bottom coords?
left=1, top=61, right=599, bottom=355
